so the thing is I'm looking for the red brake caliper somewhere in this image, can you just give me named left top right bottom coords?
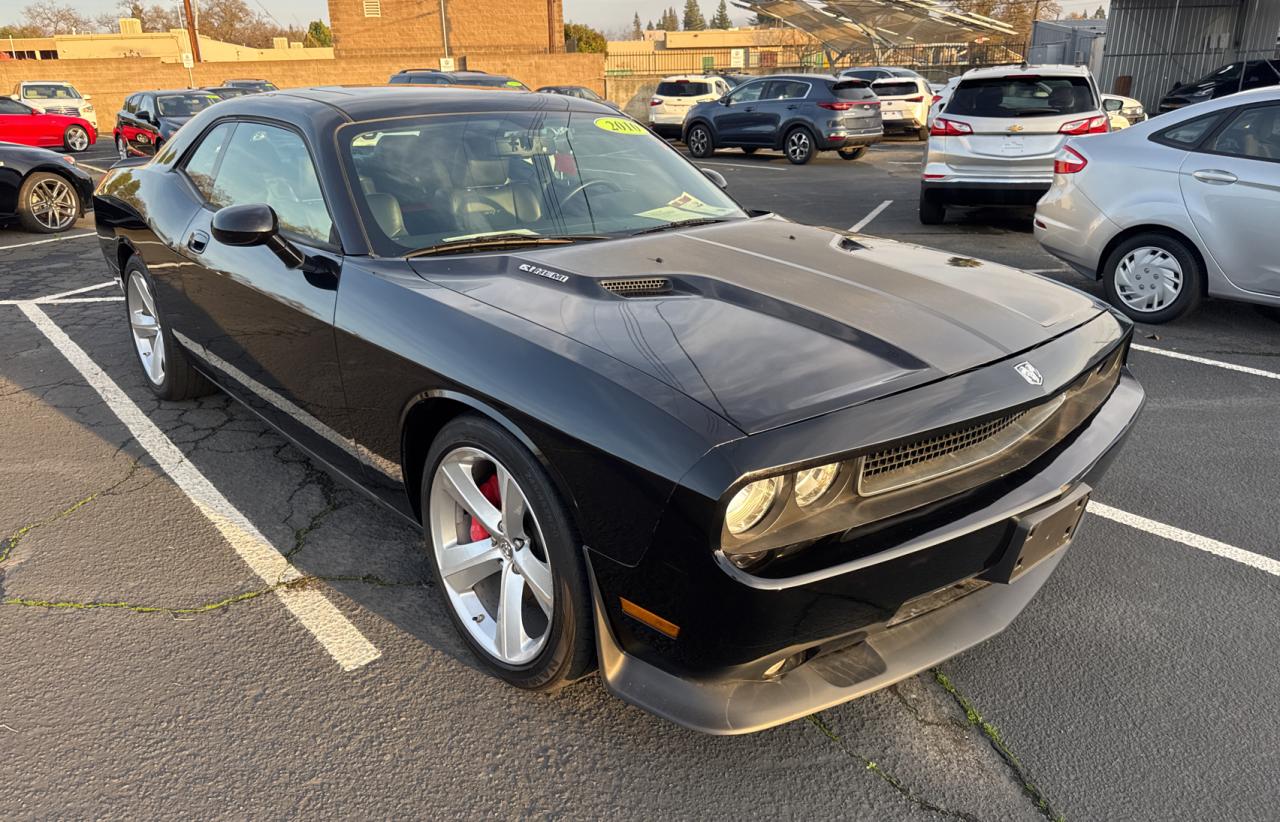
left=469, top=474, right=502, bottom=542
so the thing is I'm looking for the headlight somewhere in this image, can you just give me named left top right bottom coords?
left=793, top=463, right=839, bottom=507
left=725, top=477, right=782, bottom=534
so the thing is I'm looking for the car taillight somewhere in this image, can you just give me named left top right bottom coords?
left=929, top=117, right=972, bottom=136
left=931, top=94, right=942, bottom=105
left=904, top=95, right=924, bottom=103
left=818, top=101, right=854, bottom=110
left=650, top=98, right=663, bottom=106
left=1053, top=145, right=1088, bottom=174
left=1058, top=115, right=1109, bottom=135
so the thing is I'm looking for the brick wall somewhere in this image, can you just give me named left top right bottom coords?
left=0, top=51, right=603, bottom=134
left=329, top=0, right=563, bottom=57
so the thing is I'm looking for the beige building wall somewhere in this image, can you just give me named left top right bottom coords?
left=3, top=29, right=333, bottom=63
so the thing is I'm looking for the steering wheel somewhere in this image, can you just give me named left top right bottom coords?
left=557, top=178, right=622, bottom=209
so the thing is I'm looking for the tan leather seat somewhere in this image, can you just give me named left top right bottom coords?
left=450, top=158, right=543, bottom=234
left=365, top=192, right=407, bottom=239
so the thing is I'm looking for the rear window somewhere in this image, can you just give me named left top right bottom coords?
left=873, top=81, right=919, bottom=97
left=657, top=81, right=711, bottom=97
left=947, top=76, right=1096, bottom=118
left=460, top=75, right=529, bottom=89
left=831, top=80, right=875, bottom=101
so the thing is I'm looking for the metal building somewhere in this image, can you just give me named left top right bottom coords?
left=1099, top=0, right=1280, bottom=107
left=1030, top=19, right=1108, bottom=74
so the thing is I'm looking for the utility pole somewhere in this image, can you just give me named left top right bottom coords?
left=183, top=0, right=202, bottom=63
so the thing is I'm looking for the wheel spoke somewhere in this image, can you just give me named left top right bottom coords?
left=494, top=564, right=527, bottom=659
left=130, top=311, right=158, bottom=336
left=498, top=466, right=526, bottom=539
left=440, top=461, right=503, bottom=535
left=515, top=550, right=554, bottom=615
left=438, top=537, right=503, bottom=591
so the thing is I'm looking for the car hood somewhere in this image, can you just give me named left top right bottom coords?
left=409, top=217, right=1105, bottom=434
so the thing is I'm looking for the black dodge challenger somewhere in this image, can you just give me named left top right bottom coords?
left=93, top=87, right=1144, bottom=734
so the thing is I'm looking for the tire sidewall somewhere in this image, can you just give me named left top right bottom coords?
left=64, top=126, right=88, bottom=152
left=422, top=415, right=594, bottom=691
left=1103, top=233, right=1202, bottom=324
left=687, top=124, right=713, bottom=158
left=785, top=126, right=814, bottom=164
left=17, top=172, right=79, bottom=234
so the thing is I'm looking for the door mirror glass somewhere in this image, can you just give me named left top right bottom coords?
left=1103, top=98, right=1123, bottom=112
left=211, top=203, right=306, bottom=267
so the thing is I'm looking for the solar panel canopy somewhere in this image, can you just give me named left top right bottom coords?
left=735, top=0, right=1016, bottom=50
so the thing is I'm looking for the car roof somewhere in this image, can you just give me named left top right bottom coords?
left=237, top=85, right=615, bottom=123
left=960, top=64, right=1093, bottom=81
left=658, top=75, right=725, bottom=82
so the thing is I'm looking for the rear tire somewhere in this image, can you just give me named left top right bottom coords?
left=784, top=126, right=815, bottom=165
left=1102, top=232, right=1203, bottom=324
left=918, top=189, right=946, bottom=225
left=423, top=415, right=596, bottom=691
left=123, top=256, right=215, bottom=400
left=686, top=124, right=714, bottom=158
left=63, top=125, right=90, bottom=153
left=838, top=146, right=868, bottom=161
left=917, top=125, right=929, bottom=141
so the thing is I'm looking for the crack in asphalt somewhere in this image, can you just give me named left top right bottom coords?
left=807, top=713, right=982, bottom=822
left=931, top=669, right=1065, bottom=822
left=280, top=463, right=344, bottom=571
left=888, top=683, right=967, bottom=730
left=0, top=458, right=143, bottom=566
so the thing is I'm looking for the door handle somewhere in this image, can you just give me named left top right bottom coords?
left=1192, top=169, right=1238, bottom=185
left=186, top=230, right=209, bottom=254
left=786, top=104, right=800, bottom=110
left=744, top=106, right=755, bottom=112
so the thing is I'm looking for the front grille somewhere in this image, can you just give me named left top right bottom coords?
left=44, top=106, right=78, bottom=116
left=861, top=411, right=1029, bottom=487
left=600, top=277, right=670, bottom=296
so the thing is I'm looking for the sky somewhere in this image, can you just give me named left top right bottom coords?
left=4, top=0, right=1111, bottom=35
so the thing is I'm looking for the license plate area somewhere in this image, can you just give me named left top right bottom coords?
left=982, top=485, right=1091, bottom=584
left=1001, top=135, right=1024, bottom=153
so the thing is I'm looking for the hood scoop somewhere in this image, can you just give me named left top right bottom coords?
left=600, top=277, right=671, bottom=297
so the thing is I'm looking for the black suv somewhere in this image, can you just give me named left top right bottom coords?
left=683, top=74, right=883, bottom=164
left=389, top=70, right=529, bottom=90
left=1158, top=59, right=1280, bottom=113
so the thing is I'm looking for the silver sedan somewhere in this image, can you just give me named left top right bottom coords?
left=1035, top=86, right=1280, bottom=323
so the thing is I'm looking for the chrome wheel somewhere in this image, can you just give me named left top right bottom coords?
left=27, top=177, right=78, bottom=231
left=117, top=137, right=128, bottom=160
left=688, top=126, right=710, bottom=156
left=786, top=130, right=812, bottom=162
left=66, top=126, right=89, bottom=152
left=127, top=273, right=166, bottom=386
left=1114, top=246, right=1184, bottom=313
left=429, top=447, right=555, bottom=666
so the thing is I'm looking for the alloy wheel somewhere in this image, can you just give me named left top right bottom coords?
left=67, top=127, right=89, bottom=151
left=28, top=178, right=78, bottom=231
left=688, top=127, right=709, bottom=156
left=1114, top=246, right=1184, bottom=313
left=429, top=447, right=555, bottom=666
left=127, top=273, right=166, bottom=386
left=786, top=130, right=811, bottom=162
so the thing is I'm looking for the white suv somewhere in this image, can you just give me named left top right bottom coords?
left=12, top=81, right=96, bottom=130
left=871, top=76, right=932, bottom=140
left=920, top=64, right=1107, bottom=224
left=649, top=75, right=732, bottom=138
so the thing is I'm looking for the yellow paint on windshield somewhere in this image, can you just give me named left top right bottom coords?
left=594, top=117, right=647, bottom=135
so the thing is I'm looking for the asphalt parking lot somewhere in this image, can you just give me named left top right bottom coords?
left=2, top=137, right=1278, bottom=819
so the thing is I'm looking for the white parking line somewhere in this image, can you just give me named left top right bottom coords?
left=849, top=200, right=892, bottom=232
left=1132, top=344, right=1280, bottom=382
left=40, top=280, right=116, bottom=301
left=15, top=302, right=382, bottom=672
left=697, top=161, right=787, bottom=172
left=1089, top=501, right=1280, bottom=578
left=0, top=233, right=95, bottom=251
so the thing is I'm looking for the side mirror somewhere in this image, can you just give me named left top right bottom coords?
left=1103, top=98, right=1123, bottom=112
left=211, top=203, right=305, bottom=268
left=720, top=96, right=731, bottom=106
left=702, top=168, right=729, bottom=189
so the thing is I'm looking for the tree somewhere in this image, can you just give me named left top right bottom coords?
left=660, top=7, right=680, bottom=31
left=95, top=1, right=181, bottom=34
left=682, top=0, right=706, bottom=31
left=563, top=21, right=606, bottom=53
left=646, top=20, right=654, bottom=31
left=751, top=13, right=784, bottom=28
left=1093, top=5, right=1106, bottom=18
left=0, top=24, right=44, bottom=38
left=304, top=19, right=332, bottom=47
left=21, top=1, right=95, bottom=35
left=631, top=12, right=644, bottom=39
left=710, top=0, right=732, bottom=29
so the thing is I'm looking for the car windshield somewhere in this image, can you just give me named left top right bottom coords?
left=873, top=81, right=919, bottom=97
left=947, top=76, right=1095, bottom=117
left=344, top=111, right=747, bottom=255
left=157, top=93, right=220, bottom=116
left=1191, top=63, right=1241, bottom=85
left=657, top=81, right=711, bottom=96
left=459, top=75, right=528, bottom=89
left=22, top=83, right=81, bottom=100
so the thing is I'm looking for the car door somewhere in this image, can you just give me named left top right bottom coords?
left=172, top=119, right=363, bottom=479
left=1179, top=102, right=1280, bottom=296
left=0, top=98, right=39, bottom=145
left=714, top=80, right=766, bottom=144
left=757, top=79, right=810, bottom=144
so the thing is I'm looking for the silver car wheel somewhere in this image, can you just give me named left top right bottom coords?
left=429, top=447, right=555, bottom=666
left=127, top=272, right=166, bottom=386
left=28, top=177, right=78, bottom=231
left=688, top=127, right=708, bottom=155
left=786, top=130, right=811, bottom=161
left=66, top=127, right=89, bottom=151
left=1114, top=246, right=1184, bottom=313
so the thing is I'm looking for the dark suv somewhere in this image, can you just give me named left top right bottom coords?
left=683, top=74, right=882, bottom=164
left=389, top=69, right=529, bottom=90
left=1158, top=59, right=1280, bottom=113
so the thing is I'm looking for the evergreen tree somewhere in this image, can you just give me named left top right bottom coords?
left=632, top=11, right=644, bottom=39
left=682, top=0, right=706, bottom=31
left=646, top=20, right=654, bottom=31
left=710, top=0, right=732, bottom=29
left=1092, top=5, right=1106, bottom=17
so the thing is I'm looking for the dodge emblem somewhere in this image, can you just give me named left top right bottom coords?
left=1014, top=361, right=1043, bottom=386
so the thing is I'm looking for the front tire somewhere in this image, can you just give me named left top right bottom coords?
left=686, top=124, right=714, bottom=158
left=741, top=146, right=757, bottom=155
left=784, top=126, right=815, bottom=164
left=423, top=415, right=595, bottom=691
left=918, top=189, right=946, bottom=225
left=63, top=125, right=90, bottom=153
left=1102, top=233, right=1203, bottom=323
left=123, top=257, right=215, bottom=400
left=17, top=172, right=79, bottom=234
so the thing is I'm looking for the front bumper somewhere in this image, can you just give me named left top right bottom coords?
left=590, top=367, right=1144, bottom=734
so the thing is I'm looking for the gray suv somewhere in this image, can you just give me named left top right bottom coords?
left=683, top=74, right=883, bottom=164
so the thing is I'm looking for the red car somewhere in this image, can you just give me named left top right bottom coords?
left=0, top=96, right=96, bottom=152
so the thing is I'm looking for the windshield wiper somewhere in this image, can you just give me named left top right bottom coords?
left=629, top=217, right=728, bottom=236
left=406, top=233, right=609, bottom=258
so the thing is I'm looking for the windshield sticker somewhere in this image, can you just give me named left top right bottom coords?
left=518, top=262, right=569, bottom=283
left=594, top=116, right=647, bottom=135
left=505, top=80, right=525, bottom=87
left=636, top=192, right=737, bottom=222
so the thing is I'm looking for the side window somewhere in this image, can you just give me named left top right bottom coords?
left=138, top=96, right=156, bottom=120
left=123, top=95, right=138, bottom=114
left=766, top=80, right=809, bottom=101
left=1206, top=104, right=1280, bottom=161
left=1152, top=112, right=1224, bottom=148
left=729, top=81, right=765, bottom=104
left=1242, top=60, right=1280, bottom=90
left=0, top=99, right=28, bottom=114
left=210, top=123, right=334, bottom=246
left=181, top=122, right=237, bottom=202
